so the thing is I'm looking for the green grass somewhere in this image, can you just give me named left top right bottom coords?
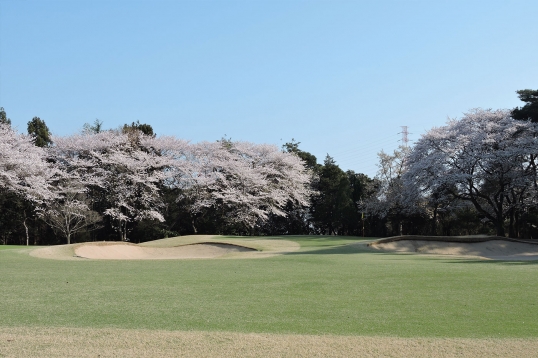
left=1, top=235, right=538, bottom=338
left=0, top=245, right=39, bottom=251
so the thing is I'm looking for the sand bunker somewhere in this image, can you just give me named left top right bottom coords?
left=74, top=242, right=255, bottom=260
left=371, top=237, right=538, bottom=260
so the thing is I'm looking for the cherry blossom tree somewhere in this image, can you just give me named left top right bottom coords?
left=4, top=123, right=312, bottom=241
left=0, top=123, right=55, bottom=245
left=404, top=109, right=538, bottom=237
left=50, top=131, right=177, bottom=241
left=0, top=123, right=54, bottom=202
left=171, top=140, right=312, bottom=233
left=366, top=145, right=425, bottom=235
left=218, top=141, right=311, bottom=230
left=40, top=184, right=102, bottom=244
left=46, top=132, right=114, bottom=243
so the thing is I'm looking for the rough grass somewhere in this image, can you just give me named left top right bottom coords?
left=2, top=327, right=538, bottom=357
left=1, top=235, right=538, bottom=356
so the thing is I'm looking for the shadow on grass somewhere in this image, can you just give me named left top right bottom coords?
left=373, top=253, right=538, bottom=265
left=284, top=242, right=381, bottom=256
left=283, top=242, right=538, bottom=265
left=441, top=259, right=538, bottom=266
left=225, top=235, right=378, bottom=252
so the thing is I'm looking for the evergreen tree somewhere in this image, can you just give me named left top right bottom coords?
left=512, top=89, right=538, bottom=122
left=27, top=117, right=52, bottom=147
left=123, top=120, right=155, bottom=136
left=311, top=155, right=353, bottom=235
left=0, top=107, right=11, bottom=126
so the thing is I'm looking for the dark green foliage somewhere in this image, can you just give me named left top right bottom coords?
left=27, top=117, right=52, bottom=147
left=282, top=140, right=319, bottom=171
left=259, top=200, right=313, bottom=235
left=123, top=120, right=155, bottom=136
left=342, top=171, right=375, bottom=236
left=436, top=207, right=494, bottom=236
left=280, top=141, right=381, bottom=236
left=0, top=107, right=11, bottom=126
left=512, top=89, right=538, bottom=122
left=0, top=190, right=56, bottom=245
left=0, top=191, right=25, bottom=245
left=310, top=155, right=353, bottom=235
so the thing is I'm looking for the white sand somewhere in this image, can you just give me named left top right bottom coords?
left=74, top=242, right=255, bottom=260
left=372, top=239, right=538, bottom=260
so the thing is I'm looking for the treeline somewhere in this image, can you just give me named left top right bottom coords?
left=1, top=89, right=537, bottom=244
left=0, top=112, right=383, bottom=245
left=269, top=89, right=538, bottom=240
left=365, top=89, right=538, bottom=239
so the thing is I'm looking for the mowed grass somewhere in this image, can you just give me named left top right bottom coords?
left=0, top=245, right=39, bottom=251
left=1, top=236, right=538, bottom=338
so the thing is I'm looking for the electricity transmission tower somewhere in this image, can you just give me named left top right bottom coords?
left=400, top=126, right=409, bottom=147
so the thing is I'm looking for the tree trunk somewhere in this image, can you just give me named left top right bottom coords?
left=191, top=218, right=198, bottom=234
left=508, top=209, right=516, bottom=238
left=23, top=210, right=29, bottom=246
left=495, top=219, right=505, bottom=237
left=121, top=221, right=127, bottom=241
left=432, top=207, right=438, bottom=236
left=514, top=210, right=522, bottom=239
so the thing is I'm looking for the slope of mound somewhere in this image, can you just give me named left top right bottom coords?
left=371, top=236, right=538, bottom=260
left=140, top=235, right=301, bottom=256
left=140, top=235, right=219, bottom=247
left=30, top=235, right=300, bottom=260
left=29, top=244, right=78, bottom=260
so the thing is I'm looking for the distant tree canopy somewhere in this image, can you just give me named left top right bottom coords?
left=123, top=120, right=154, bottom=136
left=310, top=155, right=353, bottom=235
left=0, top=125, right=314, bottom=245
left=5, top=89, right=537, bottom=246
left=0, top=107, right=11, bottom=126
left=282, top=140, right=319, bottom=171
left=82, top=119, right=104, bottom=134
left=512, top=89, right=538, bottom=122
left=282, top=141, right=379, bottom=236
left=403, top=109, right=538, bottom=238
left=27, top=117, right=52, bottom=147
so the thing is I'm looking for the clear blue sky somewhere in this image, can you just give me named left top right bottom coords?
left=1, top=0, right=536, bottom=177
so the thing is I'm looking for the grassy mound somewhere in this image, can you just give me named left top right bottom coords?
left=29, top=235, right=300, bottom=260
